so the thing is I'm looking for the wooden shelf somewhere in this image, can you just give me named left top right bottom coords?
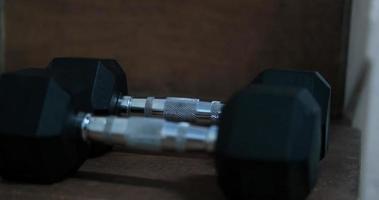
left=0, top=121, right=360, bottom=200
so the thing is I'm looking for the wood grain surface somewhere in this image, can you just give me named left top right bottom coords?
left=4, top=0, right=350, bottom=115
left=0, top=122, right=360, bottom=200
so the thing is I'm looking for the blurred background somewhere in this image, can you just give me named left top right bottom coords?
left=0, top=0, right=350, bottom=117
left=1, top=0, right=379, bottom=199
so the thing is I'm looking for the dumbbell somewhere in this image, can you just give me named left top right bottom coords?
left=47, top=58, right=223, bottom=123
left=0, top=71, right=322, bottom=200
left=17, top=58, right=223, bottom=156
left=46, top=58, right=331, bottom=161
left=47, top=58, right=331, bottom=159
left=46, top=58, right=330, bottom=128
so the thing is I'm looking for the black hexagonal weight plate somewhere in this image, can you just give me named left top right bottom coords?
left=0, top=72, right=89, bottom=183
left=216, top=85, right=321, bottom=200
left=252, top=69, right=331, bottom=160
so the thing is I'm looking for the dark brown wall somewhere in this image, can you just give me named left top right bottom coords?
left=4, top=0, right=350, bottom=115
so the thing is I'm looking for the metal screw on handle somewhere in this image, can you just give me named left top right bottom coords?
left=117, top=96, right=224, bottom=124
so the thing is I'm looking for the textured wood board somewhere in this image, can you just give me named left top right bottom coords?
left=0, top=123, right=360, bottom=199
left=4, top=0, right=350, bottom=115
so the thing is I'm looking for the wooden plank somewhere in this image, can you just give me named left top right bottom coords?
left=0, top=123, right=360, bottom=199
left=4, top=0, right=350, bottom=115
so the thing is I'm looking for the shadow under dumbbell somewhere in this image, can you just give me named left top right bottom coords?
left=112, top=147, right=214, bottom=161
left=75, top=171, right=225, bottom=200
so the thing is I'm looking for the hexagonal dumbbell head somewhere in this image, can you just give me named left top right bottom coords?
left=48, top=58, right=128, bottom=156
left=216, top=85, right=321, bottom=200
left=252, top=69, right=330, bottom=159
left=0, top=72, right=89, bottom=183
left=12, top=67, right=110, bottom=157
left=47, top=57, right=128, bottom=114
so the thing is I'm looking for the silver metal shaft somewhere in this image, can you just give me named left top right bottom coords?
left=81, top=115, right=218, bottom=152
left=117, top=96, right=223, bottom=124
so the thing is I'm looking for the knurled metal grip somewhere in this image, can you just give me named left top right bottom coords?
left=82, top=116, right=217, bottom=152
left=117, top=96, right=223, bottom=124
left=163, top=98, right=199, bottom=121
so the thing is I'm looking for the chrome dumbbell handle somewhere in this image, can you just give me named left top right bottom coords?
left=117, top=96, right=223, bottom=124
left=81, top=114, right=218, bottom=152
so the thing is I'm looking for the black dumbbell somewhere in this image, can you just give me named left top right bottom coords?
left=47, top=59, right=331, bottom=145
left=29, top=58, right=224, bottom=155
left=47, top=58, right=223, bottom=123
left=46, top=59, right=331, bottom=160
left=0, top=71, right=322, bottom=200
left=252, top=69, right=331, bottom=159
left=47, top=58, right=330, bottom=130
